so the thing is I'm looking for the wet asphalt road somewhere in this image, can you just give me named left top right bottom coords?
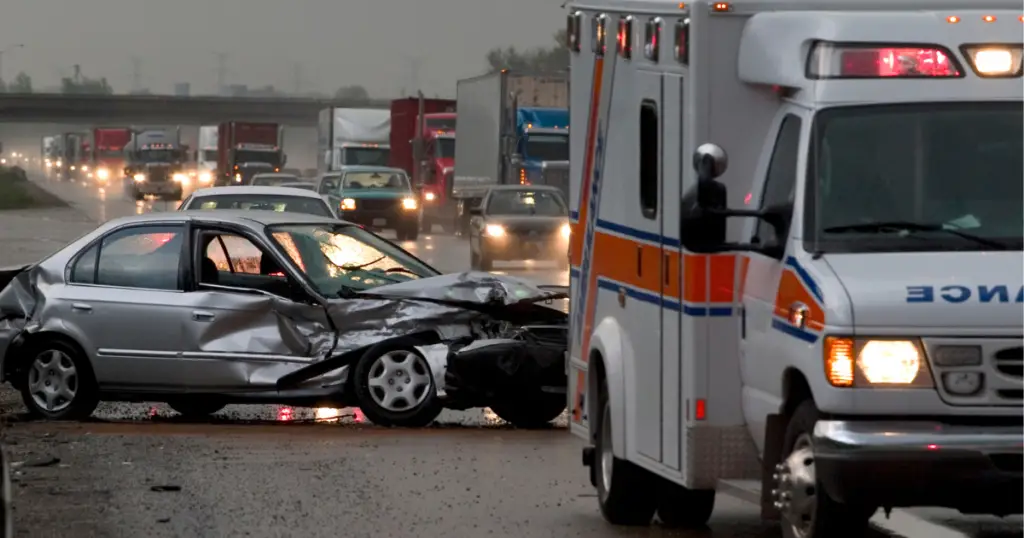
left=2, top=172, right=1020, bottom=538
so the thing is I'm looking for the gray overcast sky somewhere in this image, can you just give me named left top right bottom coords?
left=0, top=0, right=563, bottom=96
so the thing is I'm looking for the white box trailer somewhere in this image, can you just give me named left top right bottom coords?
left=196, top=125, right=218, bottom=184
left=564, top=0, right=1023, bottom=536
left=317, top=108, right=390, bottom=172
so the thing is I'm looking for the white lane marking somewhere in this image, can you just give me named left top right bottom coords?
left=719, top=479, right=968, bottom=538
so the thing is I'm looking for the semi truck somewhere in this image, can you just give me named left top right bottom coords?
left=564, top=1, right=1023, bottom=537
left=40, top=136, right=59, bottom=175
left=217, top=122, right=285, bottom=185
left=90, top=127, right=131, bottom=184
left=317, top=108, right=390, bottom=172
left=196, top=125, right=218, bottom=186
left=124, top=127, right=189, bottom=200
left=453, top=71, right=568, bottom=235
left=57, top=132, right=90, bottom=181
left=389, top=95, right=457, bottom=232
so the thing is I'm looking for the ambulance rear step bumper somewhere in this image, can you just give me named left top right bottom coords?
left=813, top=420, right=1023, bottom=514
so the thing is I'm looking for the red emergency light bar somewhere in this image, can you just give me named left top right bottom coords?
left=807, top=42, right=963, bottom=79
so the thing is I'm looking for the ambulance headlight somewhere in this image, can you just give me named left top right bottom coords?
left=484, top=224, right=506, bottom=237
left=824, top=337, right=932, bottom=388
left=961, top=45, right=1023, bottom=77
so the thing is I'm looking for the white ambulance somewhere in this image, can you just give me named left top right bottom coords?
left=564, top=1, right=1023, bottom=536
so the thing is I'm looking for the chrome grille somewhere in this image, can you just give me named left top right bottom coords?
left=923, top=337, right=1024, bottom=406
left=358, top=198, right=399, bottom=211
left=147, top=166, right=170, bottom=182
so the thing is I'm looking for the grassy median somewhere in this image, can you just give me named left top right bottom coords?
left=0, top=166, right=68, bottom=210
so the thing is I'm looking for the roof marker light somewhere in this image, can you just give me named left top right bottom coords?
left=712, top=2, right=731, bottom=12
left=807, top=42, right=962, bottom=79
left=946, top=15, right=959, bottom=23
left=982, top=15, right=996, bottom=22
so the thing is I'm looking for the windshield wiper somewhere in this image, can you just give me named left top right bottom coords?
left=823, top=221, right=1007, bottom=249
left=341, top=255, right=387, bottom=271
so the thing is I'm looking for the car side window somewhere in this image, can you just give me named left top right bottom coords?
left=319, top=177, right=338, bottom=194
left=204, top=234, right=265, bottom=275
left=197, top=231, right=308, bottom=301
left=70, top=225, right=184, bottom=290
left=754, top=114, right=802, bottom=250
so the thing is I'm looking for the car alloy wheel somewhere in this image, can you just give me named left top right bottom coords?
left=20, top=339, right=99, bottom=420
left=353, top=346, right=443, bottom=428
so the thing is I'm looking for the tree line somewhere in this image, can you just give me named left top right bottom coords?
left=0, top=71, right=113, bottom=95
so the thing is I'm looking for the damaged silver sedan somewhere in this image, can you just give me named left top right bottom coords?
left=0, top=211, right=569, bottom=428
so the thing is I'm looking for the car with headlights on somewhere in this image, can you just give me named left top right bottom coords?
left=0, top=211, right=569, bottom=428
left=317, top=166, right=421, bottom=240
left=180, top=186, right=337, bottom=218
left=468, top=185, right=570, bottom=271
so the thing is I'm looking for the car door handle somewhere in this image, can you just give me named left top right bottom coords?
left=70, top=303, right=92, bottom=312
left=192, top=311, right=215, bottom=322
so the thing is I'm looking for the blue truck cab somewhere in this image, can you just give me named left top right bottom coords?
left=515, top=107, right=569, bottom=196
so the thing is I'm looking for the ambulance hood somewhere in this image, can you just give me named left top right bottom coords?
left=825, top=252, right=1024, bottom=330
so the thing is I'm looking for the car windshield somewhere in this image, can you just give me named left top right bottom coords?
left=426, top=117, right=455, bottom=131
left=486, top=190, right=566, bottom=216
left=524, top=134, right=568, bottom=161
left=808, top=102, right=1023, bottom=252
left=283, top=183, right=316, bottom=191
left=201, top=150, right=217, bottom=161
left=436, top=138, right=455, bottom=159
left=342, top=171, right=410, bottom=190
left=342, top=147, right=390, bottom=166
left=189, top=194, right=332, bottom=217
left=268, top=224, right=438, bottom=295
left=252, top=175, right=297, bottom=186
left=135, top=149, right=179, bottom=162
left=97, top=149, right=124, bottom=158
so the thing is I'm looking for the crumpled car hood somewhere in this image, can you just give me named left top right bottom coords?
left=359, top=271, right=566, bottom=309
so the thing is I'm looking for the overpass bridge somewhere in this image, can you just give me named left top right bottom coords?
left=0, top=93, right=393, bottom=126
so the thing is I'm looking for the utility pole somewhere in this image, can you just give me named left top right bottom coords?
left=409, top=56, right=423, bottom=94
left=130, top=56, right=142, bottom=93
left=291, top=62, right=302, bottom=95
left=214, top=52, right=228, bottom=95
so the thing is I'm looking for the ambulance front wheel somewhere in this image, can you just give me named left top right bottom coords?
left=775, top=400, right=873, bottom=538
left=595, top=383, right=658, bottom=525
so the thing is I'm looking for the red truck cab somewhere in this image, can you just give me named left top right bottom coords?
left=91, top=128, right=131, bottom=183
left=389, top=98, right=456, bottom=232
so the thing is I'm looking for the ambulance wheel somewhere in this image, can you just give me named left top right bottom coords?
left=488, top=393, right=566, bottom=429
left=775, top=400, right=874, bottom=538
left=595, top=383, right=657, bottom=525
left=656, top=483, right=715, bottom=528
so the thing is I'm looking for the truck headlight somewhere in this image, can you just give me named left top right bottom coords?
left=96, top=168, right=110, bottom=180
left=561, top=223, right=571, bottom=239
left=484, top=224, right=505, bottom=237
left=133, top=173, right=146, bottom=182
left=402, top=198, right=417, bottom=210
left=199, top=172, right=212, bottom=183
left=172, top=173, right=188, bottom=183
left=424, top=191, right=436, bottom=202
left=824, top=337, right=932, bottom=388
left=341, top=198, right=356, bottom=210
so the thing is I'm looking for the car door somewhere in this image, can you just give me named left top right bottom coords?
left=60, top=223, right=191, bottom=389
left=180, top=225, right=323, bottom=389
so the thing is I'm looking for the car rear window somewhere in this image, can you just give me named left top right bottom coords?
left=189, top=194, right=332, bottom=218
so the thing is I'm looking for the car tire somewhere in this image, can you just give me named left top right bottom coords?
left=352, top=345, right=442, bottom=428
left=777, top=400, right=874, bottom=538
left=395, top=228, right=408, bottom=241
left=404, top=223, right=419, bottom=241
left=656, top=483, right=715, bottom=528
left=167, top=399, right=227, bottom=419
left=595, top=380, right=658, bottom=525
left=489, top=393, right=566, bottom=429
left=18, top=337, right=99, bottom=421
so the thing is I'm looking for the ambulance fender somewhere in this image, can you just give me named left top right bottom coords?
left=588, top=315, right=628, bottom=459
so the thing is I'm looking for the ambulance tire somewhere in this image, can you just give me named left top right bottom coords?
left=778, top=400, right=873, bottom=538
left=488, top=393, right=566, bottom=429
left=656, top=483, right=715, bottom=529
left=595, top=384, right=658, bottom=526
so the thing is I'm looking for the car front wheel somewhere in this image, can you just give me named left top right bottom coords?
left=19, top=338, right=99, bottom=421
left=353, top=346, right=442, bottom=428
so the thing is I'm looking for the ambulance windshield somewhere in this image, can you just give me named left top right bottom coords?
left=807, top=102, right=1022, bottom=252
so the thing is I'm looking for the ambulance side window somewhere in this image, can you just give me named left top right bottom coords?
left=639, top=100, right=659, bottom=219
left=754, top=114, right=802, bottom=254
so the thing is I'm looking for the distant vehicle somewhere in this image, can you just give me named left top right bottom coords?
left=218, top=122, right=286, bottom=185
left=454, top=71, right=568, bottom=235
left=124, top=127, right=189, bottom=201
left=316, top=165, right=421, bottom=240
left=91, top=128, right=132, bottom=184
left=468, top=185, right=570, bottom=271
left=280, top=182, right=317, bottom=191
left=195, top=125, right=218, bottom=186
left=249, top=172, right=300, bottom=187
left=317, top=108, right=390, bottom=172
left=180, top=186, right=337, bottom=218
left=0, top=211, right=569, bottom=428
left=57, top=132, right=89, bottom=181
left=389, top=96, right=457, bottom=233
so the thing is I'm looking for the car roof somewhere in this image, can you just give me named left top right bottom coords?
left=487, top=184, right=562, bottom=192
left=251, top=172, right=298, bottom=178
left=102, top=210, right=344, bottom=229
left=337, top=166, right=407, bottom=175
left=189, top=186, right=324, bottom=199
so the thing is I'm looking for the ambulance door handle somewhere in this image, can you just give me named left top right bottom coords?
left=636, top=245, right=643, bottom=276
